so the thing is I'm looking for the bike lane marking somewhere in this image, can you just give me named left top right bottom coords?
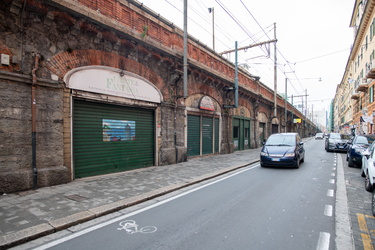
left=357, top=213, right=374, bottom=250
left=34, top=164, right=260, bottom=249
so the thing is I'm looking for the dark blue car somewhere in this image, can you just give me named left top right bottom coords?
left=260, top=133, right=305, bottom=168
left=347, top=135, right=375, bottom=167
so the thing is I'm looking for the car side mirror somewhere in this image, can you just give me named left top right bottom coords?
left=362, top=150, right=370, bottom=159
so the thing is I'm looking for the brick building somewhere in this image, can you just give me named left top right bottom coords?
left=0, top=0, right=317, bottom=193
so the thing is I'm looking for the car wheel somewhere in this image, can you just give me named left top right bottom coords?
left=295, top=159, right=300, bottom=169
left=365, top=172, right=373, bottom=192
left=361, top=169, right=366, bottom=177
left=372, top=189, right=375, bottom=217
left=348, top=157, right=355, bottom=168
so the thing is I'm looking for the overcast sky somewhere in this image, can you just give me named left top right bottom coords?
left=139, top=0, right=354, bottom=125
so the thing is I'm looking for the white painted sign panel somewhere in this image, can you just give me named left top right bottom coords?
left=64, top=66, right=162, bottom=103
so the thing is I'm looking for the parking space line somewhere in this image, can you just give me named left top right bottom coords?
left=357, top=213, right=374, bottom=250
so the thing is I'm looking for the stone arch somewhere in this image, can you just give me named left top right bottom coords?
left=271, top=117, right=279, bottom=125
left=45, top=49, right=167, bottom=99
left=185, top=93, right=222, bottom=113
left=232, top=105, right=251, bottom=118
left=188, top=81, right=224, bottom=106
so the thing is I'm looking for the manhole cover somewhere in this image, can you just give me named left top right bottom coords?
left=65, top=194, right=88, bottom=202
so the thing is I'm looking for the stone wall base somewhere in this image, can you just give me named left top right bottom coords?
left=0, top=166, right=69, bottom=194
left=160, top=146, right=187, bottom=165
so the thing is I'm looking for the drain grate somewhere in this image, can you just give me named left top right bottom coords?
left=65, top=194, right=88, bottom=202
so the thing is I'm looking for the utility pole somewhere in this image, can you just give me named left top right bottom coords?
left=285, top=78, right=288, bottom=132
left=183, top=0, right=188, bottom=98
left=305, top=89, right=307, bottom=117
left=273, top=23, right=277, bottom=118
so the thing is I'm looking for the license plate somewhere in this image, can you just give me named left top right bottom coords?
left=272, top=158, right=280, bottom=161
left=338, top=146, right=343, bottom=149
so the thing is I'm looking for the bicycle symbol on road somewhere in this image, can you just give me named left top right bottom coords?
left=117, top=220, right=157, bottom=234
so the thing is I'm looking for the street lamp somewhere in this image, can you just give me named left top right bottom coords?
left=208, top=7, right=215, bottom=51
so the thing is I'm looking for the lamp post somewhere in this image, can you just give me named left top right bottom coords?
left=208, top=7, right=215, bottom=51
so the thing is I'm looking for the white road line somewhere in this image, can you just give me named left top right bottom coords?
left=324, top=205, right=333, bottom=217
left=329, top=179, right=335, bottom=184
left=316, top=232, right=330, bottom=250
left=327, top=189, right=334, bottom=197
left=34, top=164, right=261, bottom=249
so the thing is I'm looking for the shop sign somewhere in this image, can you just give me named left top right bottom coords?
left=360, top=116, right=373, bottom=124
left=199, top=96, right=215, bottom=111
left=64, top=66, right=162, bottom=103
left=294, top=118, right=302, bottom=124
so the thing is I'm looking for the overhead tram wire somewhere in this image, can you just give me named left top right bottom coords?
left=240, top=0, right=305, bottom=94
left=161, top=0, right=299, bottom=96
left=161, top=0, right=235, bottom=51
left=215, top=0, right=279, bottom=86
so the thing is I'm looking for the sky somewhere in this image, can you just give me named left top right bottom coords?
left=139, top=0, right=354, bottom=127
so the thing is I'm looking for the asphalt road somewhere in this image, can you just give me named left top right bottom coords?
left=15, top=139, right=341, bottom=250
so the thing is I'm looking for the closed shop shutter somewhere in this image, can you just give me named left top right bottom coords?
left=187, top=115, right=200, bottom=156
left=73, top=99, right=154, bottom=178
left=214, top=118, right=219, bottom=153
left=244, top=120, right=250, bottom=149
left=233, top=118, right=240, bottom=151
left=202, top=117, right=213, bottom=154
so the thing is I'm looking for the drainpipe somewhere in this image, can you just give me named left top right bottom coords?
left=31, top=54, right=40, bottom=190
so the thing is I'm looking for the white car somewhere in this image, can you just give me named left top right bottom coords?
left=315, top=133, right=324, bottom=140
left=361, top=141, right=375, bottom=216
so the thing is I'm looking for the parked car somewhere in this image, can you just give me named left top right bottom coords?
left=361, top=142, right=375, bottom=216
left=315, top=133, right=324, bottom=140
left=325, top=133, right=352, bottom=152
left=260, top=133, right=305, bottom=168
left=347, top=134, right=375, bottom=167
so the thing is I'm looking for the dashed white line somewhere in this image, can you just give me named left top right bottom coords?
left=324, top=205, right=333, bottom=217
left=327, top=189, right=334, bottom=197
left=316, top=232, right=330, bottom=250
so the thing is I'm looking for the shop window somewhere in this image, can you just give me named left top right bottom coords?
left=233, top=126, right=239, bottom=139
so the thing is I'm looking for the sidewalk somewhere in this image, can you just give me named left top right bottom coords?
left=0, top=146, right=264, bottom=249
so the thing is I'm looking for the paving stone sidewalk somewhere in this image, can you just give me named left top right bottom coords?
left=0, top=147, right=263, bottom=249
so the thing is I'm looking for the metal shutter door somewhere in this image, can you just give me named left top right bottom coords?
left=187, top=115, right=200, bottom=156
left=202, top=117, right=213, bottom=155
left=214, top=118, right=219, bottom=153
left=73, top=99, right=154, bottom=178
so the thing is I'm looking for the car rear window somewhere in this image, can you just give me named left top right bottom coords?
left=265, top=134, right=296, bottom=146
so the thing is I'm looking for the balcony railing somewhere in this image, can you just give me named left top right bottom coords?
left=351, top=89, right=360, bottom=99
left=366, top=59, right=375, bottom=79
left=356, top=78, right=369, bottom=92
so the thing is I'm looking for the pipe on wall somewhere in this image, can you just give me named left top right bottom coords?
left=31, top=54, right=40, bottom=190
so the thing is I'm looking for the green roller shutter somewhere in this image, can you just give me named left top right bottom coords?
left=73, top=99, right=154, bottom=178
left=187, top=115, right=200, bottom=156
left=214, top=118, right=219, bottom=153
left=244, top=120, right=250, bottom=149
left=233, top=118, right=240, bottom=151
left=202, top=117, right=213, bottom=155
